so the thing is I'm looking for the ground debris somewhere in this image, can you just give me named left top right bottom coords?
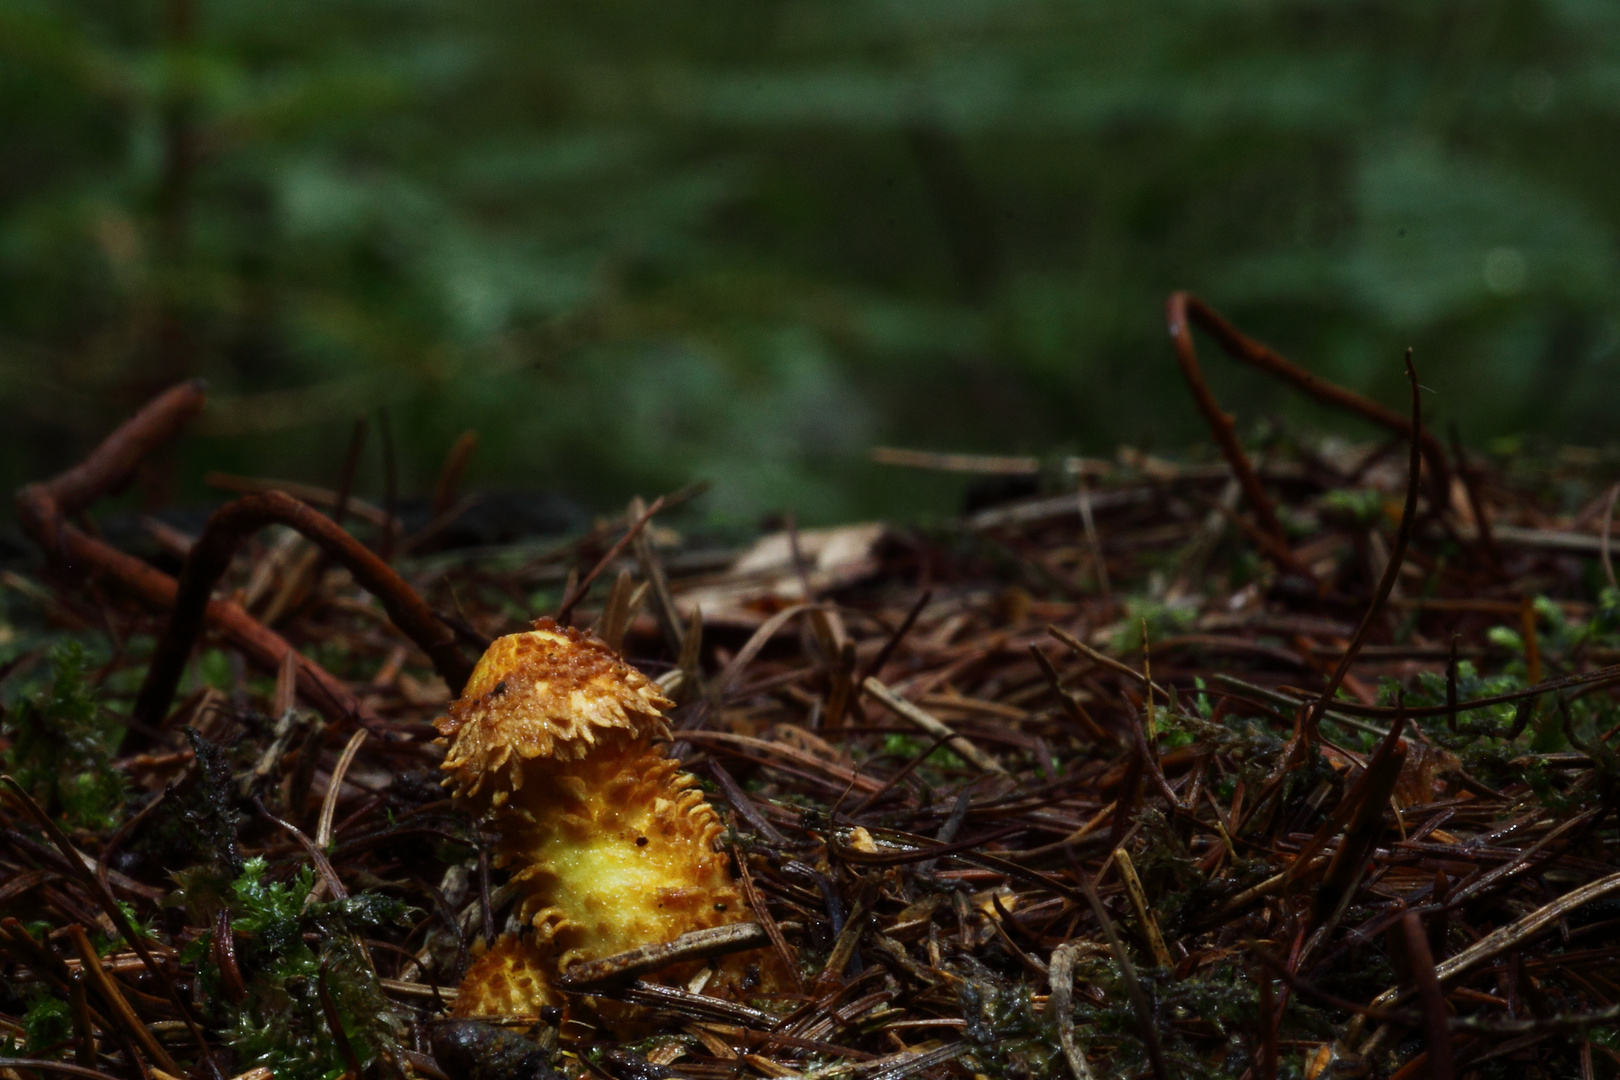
left=5, top=345, right=1620, bottom=1080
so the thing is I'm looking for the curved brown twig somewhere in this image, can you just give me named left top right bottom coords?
left=1165, top=294, right=1288, bottom=544
left=15, top=379, right=209, bottom=552
left=14, top=380, right=385, bottom=731
left=133, top=491, right=473, bottom=728
left=33, top=521, right=377, bottom=727
left=1167, top=292, right=1449, bottom=495
left=1400, top=911, right=1453, bottom=1080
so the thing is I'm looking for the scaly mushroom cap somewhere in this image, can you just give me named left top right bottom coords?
left=436, top=619, right=672, bottom=806
left=451, top=934, right=560, bottom=1018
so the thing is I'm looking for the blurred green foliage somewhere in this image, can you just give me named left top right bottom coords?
left=3, top=0, right=1618, bottom=524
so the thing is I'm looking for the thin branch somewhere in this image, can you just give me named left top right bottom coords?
left=1165, top=292, right=1288, bottom=543
left=132, top=491, right=471, bottom=729
left=1166, top=292, right=1449, bottom=492
left=1400, top=911, right=1454, bottom=1080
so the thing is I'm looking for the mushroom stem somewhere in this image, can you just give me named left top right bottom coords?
left=503, top=734, right=744, bottom=967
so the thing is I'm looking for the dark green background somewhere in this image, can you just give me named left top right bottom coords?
left=4, top=0, right=1617, bottom=526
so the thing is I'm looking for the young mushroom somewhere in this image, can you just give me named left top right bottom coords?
left=436, top=619, right=775, bottom=1021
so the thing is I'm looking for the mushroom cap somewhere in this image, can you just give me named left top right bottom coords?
left=450, top=934, right=560, bottom=1018
left=437, top=619, right=672, bottom=802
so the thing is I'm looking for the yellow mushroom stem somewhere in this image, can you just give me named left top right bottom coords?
left=503, top=732, right=745, bottom=966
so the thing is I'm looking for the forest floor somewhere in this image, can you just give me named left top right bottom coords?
left=4, top=302, right=1620, bottom=1080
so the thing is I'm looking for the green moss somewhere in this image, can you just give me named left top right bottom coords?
left=1112, top=598, right=1197, bottom=656
left=957, top=965, right=1063, bottom=1080
left=15, top=991, right=73, bottom=1057
left=880, top=732, right=965, bottom=773
left=1, top=642, right=126, bottom=829
left=1318, top=487, right=1386, bottom=527
left=1156, top=707, right=1197, bottom=749
left=1594, top=587, right=1620, bottom=638
left=1393, top=659, right=1526, bottom=744
left=202, top=857, right=410, bottom=1080
left=191, top=649, right=236, bottom=694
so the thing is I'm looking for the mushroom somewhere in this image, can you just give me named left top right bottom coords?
left=436, top=619, right=773, bottom=1020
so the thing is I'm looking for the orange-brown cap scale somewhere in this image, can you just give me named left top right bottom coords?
left=451, top=935, right=560, bottom=1019
left=436, top=619, right=671, bottom=806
